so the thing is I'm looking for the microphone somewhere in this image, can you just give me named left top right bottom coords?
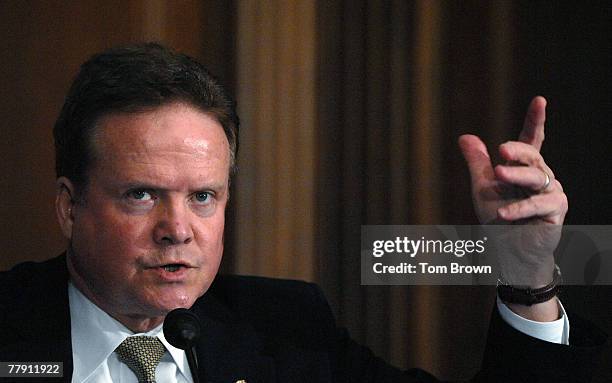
left=163, top=308, right=202, bottom=383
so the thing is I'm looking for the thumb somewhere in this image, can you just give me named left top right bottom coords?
left=458, top=134, right=494, bottom=186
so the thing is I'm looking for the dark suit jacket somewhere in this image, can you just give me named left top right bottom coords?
left=0, top=255, right=607, bottom=382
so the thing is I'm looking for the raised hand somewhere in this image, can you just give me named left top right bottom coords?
left=459, top=96, right=567, bottom=228
left=459, top=97, right=567, bottom=320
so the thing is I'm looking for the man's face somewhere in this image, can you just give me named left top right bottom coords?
left=65, top=102, right=230, bottom=328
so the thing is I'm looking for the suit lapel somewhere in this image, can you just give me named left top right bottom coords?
left=1, top=255, right=73, bottom=381
left=191, top=286, right=276, bottom=383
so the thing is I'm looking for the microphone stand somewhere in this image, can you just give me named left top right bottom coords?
left=185, top=344, right=200, bottom=383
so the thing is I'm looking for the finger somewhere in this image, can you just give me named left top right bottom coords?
left=494, top=164, right=555, bottom=192
left=497, top=192, right=568, bottom=223
left=458, top=134, right=495, bottom=187
left=518, top=96, right=546, bottom=151
left=498, top=141, right=549, bottom=169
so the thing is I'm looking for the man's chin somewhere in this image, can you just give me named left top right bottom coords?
left=146, top=291, right=201, bottom=315
left=119, top=284, right=209, bottom=326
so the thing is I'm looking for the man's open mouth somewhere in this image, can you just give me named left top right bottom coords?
left=161, top=264, right=185, bottom=272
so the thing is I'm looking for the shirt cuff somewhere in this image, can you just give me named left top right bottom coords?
left=497, top=296, right=570, bottom=345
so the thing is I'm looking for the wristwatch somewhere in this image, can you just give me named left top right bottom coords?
left=497, top=265, right=562, bottom=306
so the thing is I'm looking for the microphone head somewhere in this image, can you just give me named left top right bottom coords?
left=163, top=308, right=201, bottom=350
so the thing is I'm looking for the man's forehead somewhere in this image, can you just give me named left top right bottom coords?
left=86, top=103, right=232, bottom=184
left=93, top=104, right=230, bottom=157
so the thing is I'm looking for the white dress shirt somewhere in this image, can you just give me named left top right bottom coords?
left=497, top=296, right=569, bottom=345
left=69, top=283, right=194, bottom=383
left=69, top=282, right=569, bottom=382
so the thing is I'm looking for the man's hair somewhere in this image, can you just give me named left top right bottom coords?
left=53, top=42, right=239, bottom=193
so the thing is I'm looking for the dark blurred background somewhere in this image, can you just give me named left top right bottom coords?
left=1, top=1, right=610, bottom=381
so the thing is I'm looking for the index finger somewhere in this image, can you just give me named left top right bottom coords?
left=518, top=96, right=547, bottom=151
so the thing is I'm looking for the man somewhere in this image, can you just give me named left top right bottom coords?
left=0, top=43, right=606, bottom=382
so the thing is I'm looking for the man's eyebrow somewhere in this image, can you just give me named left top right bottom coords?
left=118, top=181, right=228, bottom=192
left=118, top=182, right=161, bottom=190
left=194, top=182, right=228, bottom=192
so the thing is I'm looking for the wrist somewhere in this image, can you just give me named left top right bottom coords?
left=506, top=298, right=560, bottom=322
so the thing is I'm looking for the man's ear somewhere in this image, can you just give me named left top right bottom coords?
left=55, top=177, right=77, bottom=239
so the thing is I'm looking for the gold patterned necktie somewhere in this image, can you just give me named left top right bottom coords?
left=115, top=336, right=167, bottom=383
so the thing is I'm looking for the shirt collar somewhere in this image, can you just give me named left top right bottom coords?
left=68, top=282, right=192, bottom=382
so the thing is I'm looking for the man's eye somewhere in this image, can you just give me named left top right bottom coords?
left=128, top=190, right=153, bottom=201
left=194, top=191, right=212, bottom=203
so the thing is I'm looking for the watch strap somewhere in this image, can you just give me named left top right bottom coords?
left=497, top=265, right=562, bottom=306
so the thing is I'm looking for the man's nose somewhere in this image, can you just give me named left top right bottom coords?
left=153, top=201, right=194, bottom=245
